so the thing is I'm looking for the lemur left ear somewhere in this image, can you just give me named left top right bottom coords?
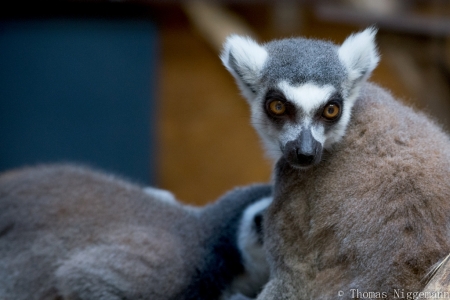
left=338, top=27, right=379, bottom=85
left=221, top=35, right=268, bottom=102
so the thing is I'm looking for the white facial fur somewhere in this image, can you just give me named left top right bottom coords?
left=277, top=81, right=336, bottom=147
left=222, top=27, right=379, bottom=164
left=278, top=81, right=336, bottom=115
left=249, top=80, right=348, bottom=162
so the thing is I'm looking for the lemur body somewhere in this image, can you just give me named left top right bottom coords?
left=222, top=29, right=450, bottom=299
left=0, top=164, right=271, bottom=300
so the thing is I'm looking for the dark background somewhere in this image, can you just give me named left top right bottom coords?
left=1, top=1, right=450, bottom=205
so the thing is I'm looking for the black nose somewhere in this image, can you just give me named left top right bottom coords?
left=296, top=152, right=315, bottom=166
left=283, top=128, right=322, bottom=168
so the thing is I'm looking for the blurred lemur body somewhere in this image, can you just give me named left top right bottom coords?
left=222, top=28, right=450, bottom=299
left=0, top=164, right=271, bottom=300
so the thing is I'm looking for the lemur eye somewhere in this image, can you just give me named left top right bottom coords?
left=268, top=100, right=286, bottom=115
left=322, top=103, right=340, bottom=120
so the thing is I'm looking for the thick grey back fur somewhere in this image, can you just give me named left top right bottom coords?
left=259, top=83, right=450, bottom=299
left=0, top=164, right=271, bottom=300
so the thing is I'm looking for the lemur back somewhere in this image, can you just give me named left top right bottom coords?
left=222, top=28, right=450, bottom=299
left=0, top=164, right=272, bottom=300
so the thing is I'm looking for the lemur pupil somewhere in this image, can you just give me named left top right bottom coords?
left=269, top=100, right=286, bottom=115
left=323, top=104, right=339, bottom=119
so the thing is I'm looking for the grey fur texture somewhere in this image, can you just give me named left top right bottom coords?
left=0, top=164, right=272, bottom=300
left=262, top=38, right=346, bottom=89
left=222, top=28, right=450, bottom=299
left=260, top=83, right=450, bottom=299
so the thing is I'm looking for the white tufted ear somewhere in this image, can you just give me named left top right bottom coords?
left=338, top=27, right=379, bottom=85
left=221, top=35, right=268, bottom=102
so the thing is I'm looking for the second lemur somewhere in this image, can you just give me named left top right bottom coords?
left=222, top=28, right=450, bottom=299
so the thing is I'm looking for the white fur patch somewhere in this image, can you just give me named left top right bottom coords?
left=221, top=35, right=268, bottom=77
left=311, top=125, right=326, bottom=145
left=143, top=187, right=178, bottom=205
left=338, top=27, right=379, bottom=83
left=221, top=35, right=268, bottom=101
left=250, top=104, right=284, bottom=160
left=279, top=123, right=307, bottom=151
left=277, top=81, right=336, bottom=116
left=323, top=103, right=353, bottom=149
left=250, top=81, right=336, bottom=161
left=229, top=196, right=271, bottom=297
left=239, top=197, right=272, bottom=239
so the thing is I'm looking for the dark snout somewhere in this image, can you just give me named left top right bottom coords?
left=284, top=129, right=323, bottom=168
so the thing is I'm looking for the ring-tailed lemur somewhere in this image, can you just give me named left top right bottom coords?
left=222, top=28, right=450, bottom=299
left=0, top=164, right=271, bottom=300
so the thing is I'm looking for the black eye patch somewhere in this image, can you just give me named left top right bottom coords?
left=263, top=89, right=296, bottom=124
left=316, top=93, right=344, bottom=126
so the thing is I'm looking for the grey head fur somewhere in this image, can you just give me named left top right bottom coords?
left=262, top=38, right=346, bottom=89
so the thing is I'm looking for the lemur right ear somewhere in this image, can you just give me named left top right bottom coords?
left=221, top=35, right=268, bottom=101
left=338, top=27, right=379, bottom=88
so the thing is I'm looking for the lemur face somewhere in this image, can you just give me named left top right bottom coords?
left=253, top=81, right=345, bottom=168
left=222, top=28, right=379, bottom=168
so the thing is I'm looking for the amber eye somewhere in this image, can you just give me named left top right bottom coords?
left=322, top=103, right=340, bottom=120
left=268, top=100, right=286, bottom=115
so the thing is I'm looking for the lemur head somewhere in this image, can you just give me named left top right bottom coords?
left=221, top=27, right=379, bottom=168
